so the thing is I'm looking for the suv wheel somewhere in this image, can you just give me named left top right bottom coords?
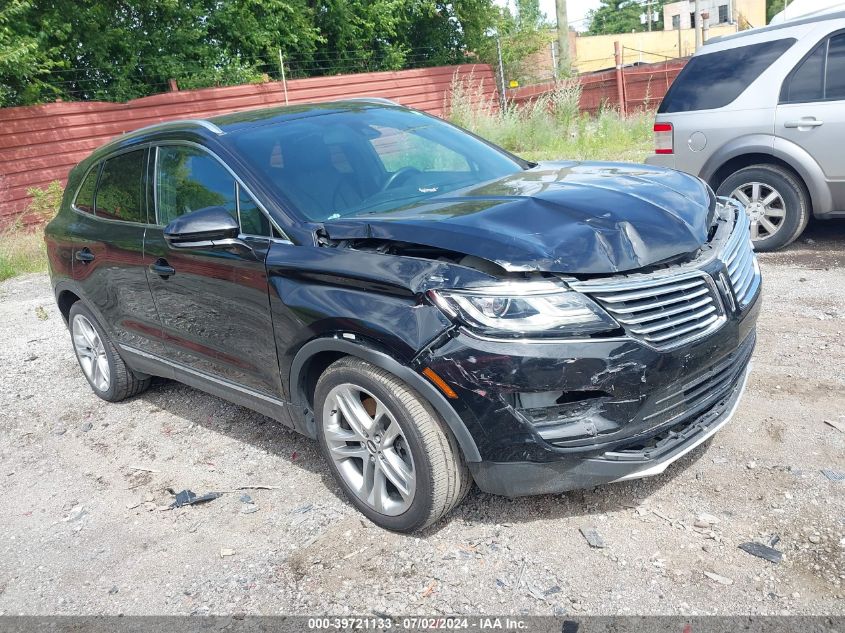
left=716, top=164, right=809, bottom=252
left=69, top=302, right=151, bottom=402
left=315, top=357, right=471, bottom=532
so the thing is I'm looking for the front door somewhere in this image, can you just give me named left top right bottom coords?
left=69, top=147, right=160, bottom=350
left=143, top=143, right=283, bottom=398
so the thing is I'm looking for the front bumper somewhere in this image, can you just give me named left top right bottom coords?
left=468, top=358, right=751, bottom=496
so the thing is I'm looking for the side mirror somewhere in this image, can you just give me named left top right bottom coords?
left=163, top=206, right=240, bottom=249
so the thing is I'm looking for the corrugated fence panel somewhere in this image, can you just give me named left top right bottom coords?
left=0, top=63, right=496, bottom=224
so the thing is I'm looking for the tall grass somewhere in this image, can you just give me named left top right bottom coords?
left=447, top=71, right=653, bottom=164
left=0, top=181, right=62, bottom=282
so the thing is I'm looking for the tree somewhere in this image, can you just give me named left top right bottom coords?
left=766, top=0, right=794, bottom=23
left=0, top=0, right=536, bottom=107
left=586, top=0, right=666, bottom=36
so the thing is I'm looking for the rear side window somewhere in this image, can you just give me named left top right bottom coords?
left=828, top=34, right=845, bottom=99
left=781, top=33, right=845, bottom=103
left=74, top=165, right=99, bottom=214
left=156, top=146, right=236, bottom=226
left=659, top=38, right=796, bottom=113
left=96, top=150, right=147, bottom=223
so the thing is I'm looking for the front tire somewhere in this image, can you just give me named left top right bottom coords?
left=68, top=302, right=151, bottom=402
left=315, top=357, right=471, bottom=532
left=716, top=164, right=809, bottom=252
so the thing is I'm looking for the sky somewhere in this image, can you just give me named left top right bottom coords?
left=537, top=0, right=603, bottom=31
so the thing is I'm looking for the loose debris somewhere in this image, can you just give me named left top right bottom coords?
left=34, top=306, right=48, bottom=321
left=694, top=513, right=720, bottom=528
left=169, top=489, right=223, bottom=509
left=220, top=548, right=235, bottom=558
left=821, top=469, right=845, bottom=482
left=738, top=541, right=783, bottom=564
left=579, top=526, right=605, bottom=549
left=703, top=571, right=733, bottom=585
left=823, top=418, right=845, bottom=434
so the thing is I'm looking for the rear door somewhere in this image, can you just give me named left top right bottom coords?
left=776, top=31, right=845, bottom=195
left=68, top=147, right=160, bottom=348
left=142, top=143, right=284, bottom=398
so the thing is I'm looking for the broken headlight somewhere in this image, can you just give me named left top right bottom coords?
left=428, top=281, right=617, bottom=338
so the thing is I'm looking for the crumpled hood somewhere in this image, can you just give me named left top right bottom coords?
left=322, top=161, right=715, bottom=275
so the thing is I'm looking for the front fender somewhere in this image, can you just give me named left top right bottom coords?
left=289, top=336, right=482, bottom=462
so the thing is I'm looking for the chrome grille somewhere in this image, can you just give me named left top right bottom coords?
left=572, top=271, right=724, bottom=351
left=720, top=211, right=760, bottom=308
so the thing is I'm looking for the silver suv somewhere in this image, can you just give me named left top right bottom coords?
left=646, top=12, right=845, bottom=251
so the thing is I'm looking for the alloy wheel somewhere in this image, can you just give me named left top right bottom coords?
left=72, top=314, right=110, bottom=392
left=730, top=181, right=786, bottom=241
left=322, top=384, right=416, bottom=516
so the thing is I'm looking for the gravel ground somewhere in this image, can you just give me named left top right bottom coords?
left=1, top=220, right=843, bottom=616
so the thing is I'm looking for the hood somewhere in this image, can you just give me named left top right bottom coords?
left=322, top=162, right=715, bottom=275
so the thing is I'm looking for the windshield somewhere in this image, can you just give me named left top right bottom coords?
left=230, top=106, right=525, bottom=222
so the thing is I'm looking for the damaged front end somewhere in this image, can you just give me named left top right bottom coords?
left=285, top=198, right=760, bottom=496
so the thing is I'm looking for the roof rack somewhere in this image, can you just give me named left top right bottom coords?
left=344, top=97, right=401, bottom=106
left=706, top=9, right=845, bottom=45
left=122, top=118, right=225, bottom=137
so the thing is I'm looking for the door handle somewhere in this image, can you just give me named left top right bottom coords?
left=784, top=118, right=824, bottom=129
left=149, top=259, right=175, bottom=278
left=74, top=248, right=95, bottom=263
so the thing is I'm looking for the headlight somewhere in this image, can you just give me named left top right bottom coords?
left=428, top=281, right=618, bottom=338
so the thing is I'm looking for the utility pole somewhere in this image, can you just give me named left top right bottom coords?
left=647, top=0, right=652, bottom=32
left=555, top=0, right=570, bottom=76
left=694, top=0, right=701, bottom=51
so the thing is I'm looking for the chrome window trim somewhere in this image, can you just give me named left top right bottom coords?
left=151, top=140, right=292, bottom=243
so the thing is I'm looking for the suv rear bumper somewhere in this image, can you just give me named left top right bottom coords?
left=467, top=360, right=750, bottom=496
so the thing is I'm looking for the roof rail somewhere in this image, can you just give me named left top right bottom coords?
left=123, top=118, right=225, bottom=137
left=706, top=9, right=845, bottom=45
left=344, top=97, right=401, bottom=106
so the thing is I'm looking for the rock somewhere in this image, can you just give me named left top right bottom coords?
left=703, top=571, right=733, bottom=585
left=694, top=513, right=720, bottom=528
left=108, top=586, right=118, bottom=595
left=808, top=534, right=822, bottom=544
left=220, top=548, right=236, bottom=558
left=579, top=526, right=606, bottom=549
left=81, top=422, right=93, bottom=432
left=747, top=461, right=756, bottom=469
left=240, top=504, right=259, bottom=514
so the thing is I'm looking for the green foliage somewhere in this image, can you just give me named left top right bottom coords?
left=23, top=181, right=64, bottom=224
left=0, top=181, right=60, bottom=280
left=448, top=72, right=652, bottom=164
left=0, top=0, right=549, bottom=107
left=587, top=0, right=666, bottom=36
left=766, top=0, right=794, bottom=23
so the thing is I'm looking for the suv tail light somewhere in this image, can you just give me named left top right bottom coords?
left=654, top=122, right=673, bottom=154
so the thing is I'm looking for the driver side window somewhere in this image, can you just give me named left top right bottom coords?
left=156, top=145, right=274, bottom=237
left=369, top=126, right=470, bottom=173
left=157, top=146, right=236, bottom=226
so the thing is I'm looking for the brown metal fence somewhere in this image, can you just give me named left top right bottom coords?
left=0, top=63, right=497, bottom=225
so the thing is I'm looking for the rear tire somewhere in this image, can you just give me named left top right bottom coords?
left=716, top=164, right=809, bottom=252
left=315, top=357, right=471, bottom=532
left=68, top=302, right=151, bottom=402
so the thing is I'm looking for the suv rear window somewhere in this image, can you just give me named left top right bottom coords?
left=658, top=38, right=796, bottom=113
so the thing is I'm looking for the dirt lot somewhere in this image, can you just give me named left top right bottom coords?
left=1, top=220, right=843, bottom=616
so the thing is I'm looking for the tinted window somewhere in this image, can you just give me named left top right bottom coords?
left=231, top=107, right=523, bottom=221
left=238, top=187, right=272, bottom=236
left=826, top=34, right=845, bottom=100
left=74, top=164, right=98, bottom=214
left=782, top=42, right=824, bottom=102
left=659, top=39, right=796, bottom=113
left=157, top=146, right=236, bottom=226
left=96, top=150, right=146, bottom=222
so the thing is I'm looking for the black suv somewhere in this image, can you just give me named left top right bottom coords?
left=46, top=100, right=761, bottom=532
